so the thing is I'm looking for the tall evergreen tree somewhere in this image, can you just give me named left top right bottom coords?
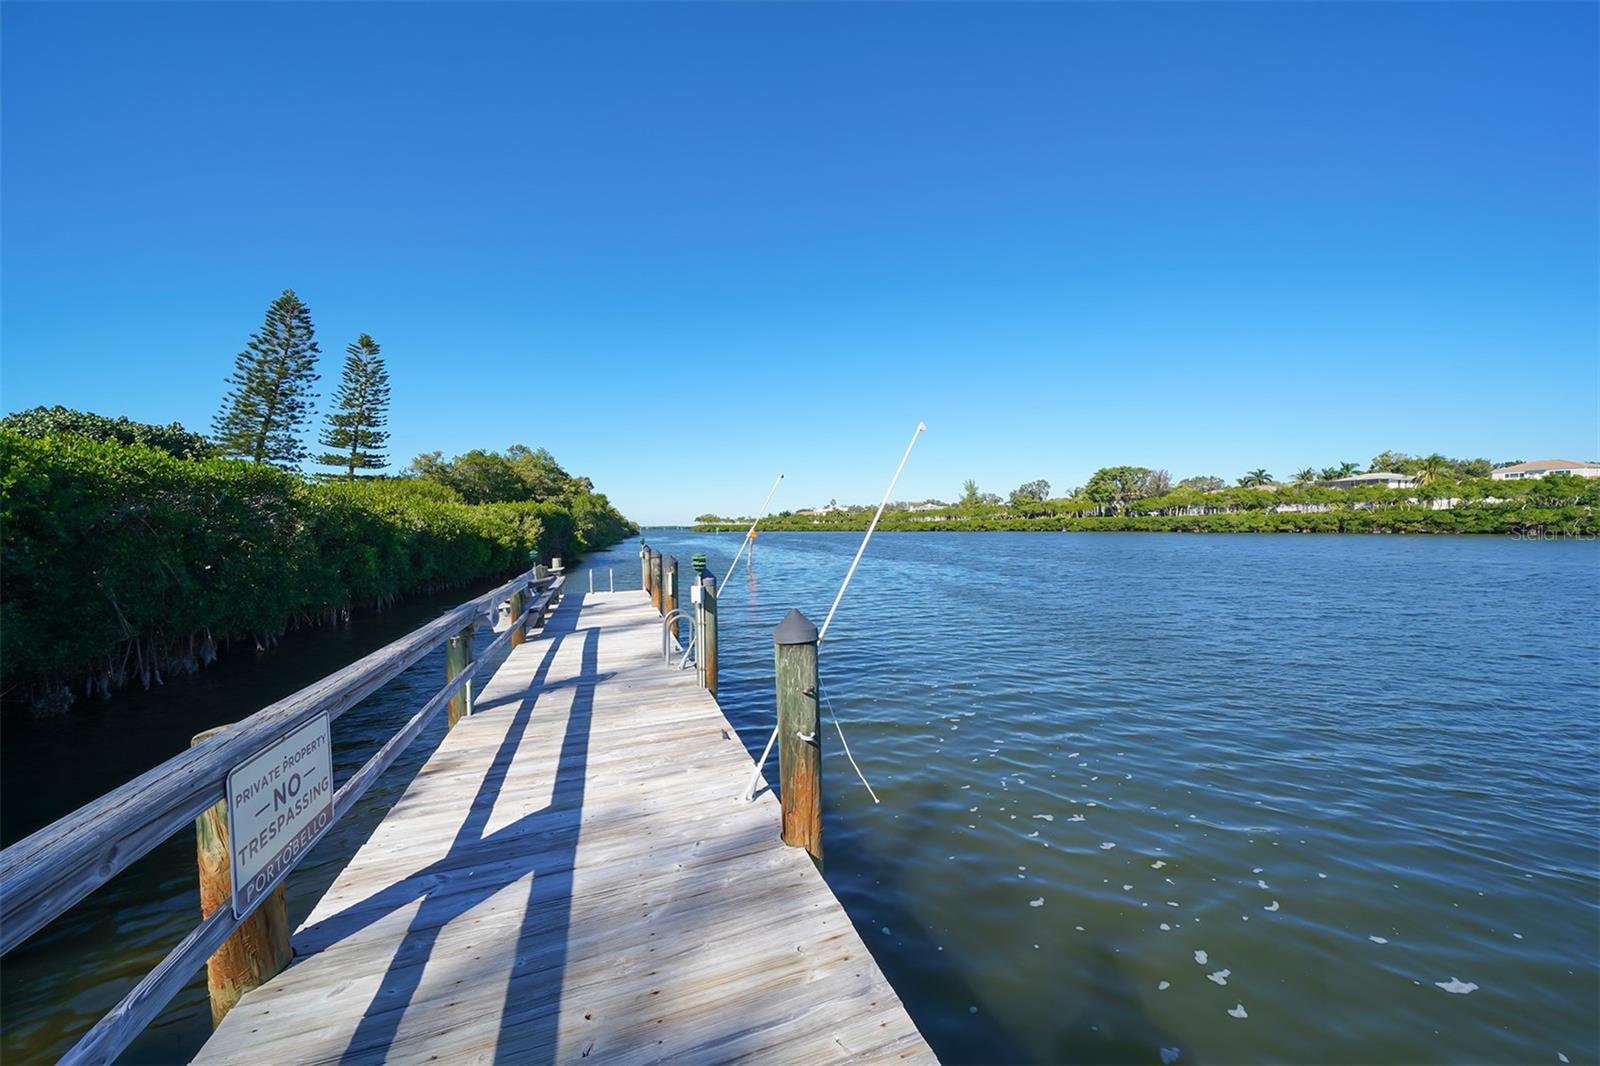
left=213, top=290, right=321, bottom=466
left=317, top=334, right=391, bottom=478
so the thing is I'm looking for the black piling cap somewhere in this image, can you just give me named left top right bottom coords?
left=774, top=608, right=819, bottom=646
left=649, top=548, right=661, bottom=559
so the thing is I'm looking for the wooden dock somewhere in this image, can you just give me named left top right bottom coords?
left=192, top=589, right=934, bottom=1064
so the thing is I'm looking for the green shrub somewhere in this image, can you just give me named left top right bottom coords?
left=0, top=431, right=633, bottom=707
left=1, top=405, right=214, bottom=459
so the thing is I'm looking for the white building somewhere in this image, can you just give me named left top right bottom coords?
left=1490, top=459, right=1600, bottom=481
left=1323, top=471, right=1418, bottom=489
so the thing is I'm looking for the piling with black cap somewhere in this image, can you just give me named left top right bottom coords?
left=648, top=549, right=663, bottom=612
left=640, top=541, right=650, bottom=590
left=774, top=608, right=822, bottom=862
left=690, top=555, right=710, bottom=689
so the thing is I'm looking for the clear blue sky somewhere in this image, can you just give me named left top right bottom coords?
left=3, top=3, right=1595, bottom=524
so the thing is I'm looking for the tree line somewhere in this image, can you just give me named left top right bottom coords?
left=692, top=450, right=1597, bottom=537
left=0, top=289, right=638, bottom=709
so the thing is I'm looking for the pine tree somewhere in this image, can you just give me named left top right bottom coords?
left=317, top=334, right=391, bottom=478
left=213, top=290, right=321, bottom=466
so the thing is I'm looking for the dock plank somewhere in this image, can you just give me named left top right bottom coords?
left=194, top=590, right=933, bottom=1065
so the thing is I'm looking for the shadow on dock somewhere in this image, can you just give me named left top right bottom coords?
left=294, top=596, right=599, bottom=1065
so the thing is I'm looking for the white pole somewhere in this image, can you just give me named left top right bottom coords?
left=721, top=473, right=784, bottom=589
left=818, top=422, right=924, bottom=643
left=742, top=422, right=925, bottom=802
left=609, top=568, right=614, bottom=593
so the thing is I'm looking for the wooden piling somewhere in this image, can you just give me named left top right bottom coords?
left=663, top=555, right=679, bottom=638
left=191, top=725, right=292, bottom=1028
left=774, top=609, right=822, bottom=862
left=640, top=544, right=650, bottom=590
left=508, top=586, right=527, bottom=647
left=445, top=624, right=475, bottom=728
left=649, top=549, right=663, bottom=613
left=699, top=575, right=718, bottom=696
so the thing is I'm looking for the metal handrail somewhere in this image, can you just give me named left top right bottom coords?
left=662, top=608, right=698, bottom=669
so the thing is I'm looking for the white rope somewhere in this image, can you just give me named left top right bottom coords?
left=741, top=423, right=925, bottom=802
left=821, top=676, right=879, bottom=803
left=721, top=473, right=784, bottom=590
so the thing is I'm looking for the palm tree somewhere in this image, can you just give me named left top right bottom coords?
left=1415, top=453, right=1450, bottom=485
left=1239, top=468, right=1273, bottom=488
left=1292, top=467, right=1317, bottom=484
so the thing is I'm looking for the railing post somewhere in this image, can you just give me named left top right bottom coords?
left=191, top=725, right=292, bottom=1028
left=445, top=624, right=475, bottom=728
left=649, top=549, right=663, bottom=612
left=774, top=609, right=821, bottom=862
left=507, top=584, right=527, bottom=647
left=700, top=575, right=718, bottom=695
left=640, top=541, right=650, bottom=591
left=663, top=555, right=679, bottom=638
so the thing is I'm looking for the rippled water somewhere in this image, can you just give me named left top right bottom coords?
left=621, top=532, right=1600, bottom=1065
left=3, top=533, right=1597, bottom=1064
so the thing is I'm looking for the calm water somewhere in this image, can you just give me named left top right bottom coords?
left=4, top=533, right=1598, bottom=1064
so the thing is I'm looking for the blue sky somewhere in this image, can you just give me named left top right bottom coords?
left=3, top=2, right=1595, bottom=524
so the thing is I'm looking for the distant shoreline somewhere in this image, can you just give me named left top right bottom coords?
left=689, top=509, right=1597, bottom=537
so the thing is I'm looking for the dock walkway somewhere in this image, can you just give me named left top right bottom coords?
left=194, top=590, right=933, bottom=1064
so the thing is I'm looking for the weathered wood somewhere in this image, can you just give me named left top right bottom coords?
left=700, top=575, right=718, bottom=696
left=639, top=543, right=650, bottom=590
left=0, top=568, right=539, bottom=961
left=195, top=590, right=931, bottom=1065
left=663, top=554, right=679, bottom=639
left=508, top=586, right=527, bottom=647
left=190, top=726, right=291, bottom=1028
left=648, top=548, right=663, bottom=612
left=56, top=581, right=566, bottom=1066
left=774, top=609, right=822, bottom=862
left=445, top=624, right=476, bottom=728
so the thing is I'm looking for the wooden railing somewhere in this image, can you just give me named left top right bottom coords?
left=0, top=567, right=564, bottom=1066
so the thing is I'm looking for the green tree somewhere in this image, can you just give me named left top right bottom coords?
left=1008, top=479, right=1051, bottom=509
left=1239, top=468, right=1273, bottom=487
left=1178, top=475, right=1225, bottom=492
left=960, top=479, right=980, bottom=507
left=1370, top=451, right=1418, bottom=474
left=1085, top=466, right=1156, bottom=513
left=1292, top=467, right=1318, bottom=484
left=317, top=334, right=390, bottom=479
left=1415, top=453, right=1450, bottom=485
left=213, top=290, right=321, bottom=466
left=506, top=445, right=575, bottom=499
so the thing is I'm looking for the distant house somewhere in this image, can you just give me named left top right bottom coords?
left=906, top=502, right=946, bottom=513
left=1323, top=471, right=1418, bottom=489
left=1490, top=459, right=1600, bottom=481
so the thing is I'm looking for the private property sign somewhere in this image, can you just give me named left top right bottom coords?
left=225, top=713, right=334, bottom=919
